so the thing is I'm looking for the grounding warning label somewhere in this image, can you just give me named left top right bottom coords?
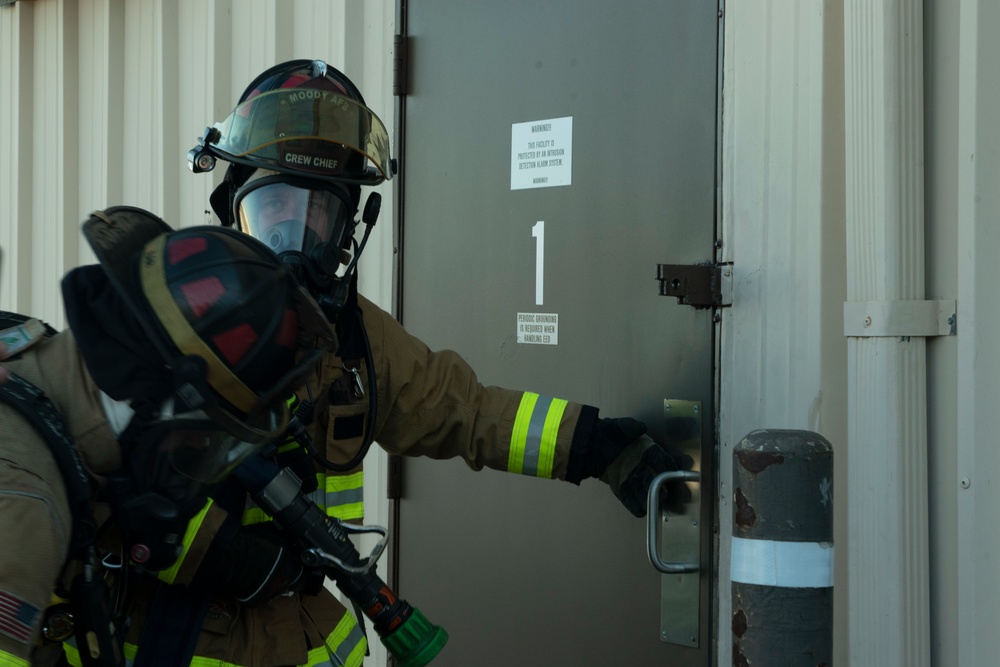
left=517, top=312, right=559, bottom=345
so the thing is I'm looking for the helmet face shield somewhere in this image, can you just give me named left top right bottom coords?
left=209, top=88, right=392, bottom=184
left=236, top=179, right=353, bottom=257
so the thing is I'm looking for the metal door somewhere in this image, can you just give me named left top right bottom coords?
left=394, top=1, right=720, bottom=664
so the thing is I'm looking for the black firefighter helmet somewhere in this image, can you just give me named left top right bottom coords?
left=188, top=59, right=392, bottom=320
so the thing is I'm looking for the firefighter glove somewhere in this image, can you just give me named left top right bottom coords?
left=592, top=417, right=694, bottom=518
left=215, top=523, right=310, bottom=606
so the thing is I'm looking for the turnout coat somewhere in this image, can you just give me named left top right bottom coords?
left=0, top=295, right=597, bottom=667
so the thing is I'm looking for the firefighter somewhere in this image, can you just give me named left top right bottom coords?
left=178, top=59, right=697, bottom=666
left=0, top=207, right=337, bottom=667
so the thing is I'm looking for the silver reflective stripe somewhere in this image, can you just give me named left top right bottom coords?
left=326, top=486, right=364, bottom=507
left=508, top=392, right=566, bottom=478
left=521, top=394, right=553, bottom=476
left=313, top=610, right=368, bottom=666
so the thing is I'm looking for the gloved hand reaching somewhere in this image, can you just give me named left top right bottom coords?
left=214, top=523, right=315, bottom=605
left=586, top=417, right=694, bottom=518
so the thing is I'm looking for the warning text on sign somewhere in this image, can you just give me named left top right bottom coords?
left=517, top=312, right=559, bottom=345
left=510, top=117, right=573, bottom=190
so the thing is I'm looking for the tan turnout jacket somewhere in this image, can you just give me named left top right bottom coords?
left=0, top=296, right=595, bottom=667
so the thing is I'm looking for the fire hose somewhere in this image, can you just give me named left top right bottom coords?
left=234, top=452, right=448, bottom=667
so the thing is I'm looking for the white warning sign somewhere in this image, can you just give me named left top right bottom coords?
left=510, top=117, right=573, bottom=190
left=517, top=312, right=559, bottom=345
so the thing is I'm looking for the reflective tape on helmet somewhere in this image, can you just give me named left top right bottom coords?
left=730, top=536, right=834, bottom=588
left=139, top=234, right=259, bottom=415
left=508, top=392, right=568, bottom=478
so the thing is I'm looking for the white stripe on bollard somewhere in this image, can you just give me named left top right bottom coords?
left=730, top=536, right=834, bottom=588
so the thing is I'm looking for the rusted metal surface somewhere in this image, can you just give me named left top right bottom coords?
left=732, top=430, right=833, bottom=542
left=734, top=487, right=756, bottom=528
left=736, top=448, right=785, bottom=473
left=732, top=430, right=833, bottom=666
left=731, top=585, right=833, bottom=667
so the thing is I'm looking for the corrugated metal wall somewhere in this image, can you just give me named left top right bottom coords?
left=717, top=2, right=849, bottom=662
left=0, top=0, right=397, bottom=331
left=718, top=1, right=1000, bottom=665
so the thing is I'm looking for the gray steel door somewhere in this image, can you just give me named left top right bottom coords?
left=395, top=2, right=719, bottom=664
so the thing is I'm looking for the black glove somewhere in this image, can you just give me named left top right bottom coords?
left=589, top=417, right=694, bottom=518
left=214, top=523, right=310, bottom=606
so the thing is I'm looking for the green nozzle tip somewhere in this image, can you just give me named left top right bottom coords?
left=382, top=607, right=449, bottom=667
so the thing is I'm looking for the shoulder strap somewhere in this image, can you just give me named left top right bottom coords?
left=0, top=372, right=97, bottom=555
left=0, top=310, right=58, bottom=335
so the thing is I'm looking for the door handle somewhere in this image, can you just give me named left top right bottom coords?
left=647, top=470, right=701, bottom=574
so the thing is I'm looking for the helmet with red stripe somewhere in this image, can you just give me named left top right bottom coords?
left=81, top=206, right=336, bottom=438
left=188, top=59, right=392, bottom=320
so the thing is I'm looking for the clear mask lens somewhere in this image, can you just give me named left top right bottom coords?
left=145, top=409, right=275, bottom=488
left=158, top=423, right=257, bottom=484
left=237, top=181, right=350, bottom=256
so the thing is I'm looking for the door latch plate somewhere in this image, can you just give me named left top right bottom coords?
left=657, top=263, right=732, bottom=308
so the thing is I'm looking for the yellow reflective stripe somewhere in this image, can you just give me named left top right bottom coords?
left=0, top=651, right=31, bottom=667
left=242, top=505, right=271, bottom=524
left=242, top=471, right=366, bottom=523
left=190, top=654, right=237, bottom=667
left=61, top=642, right=81, bottom=666
left=508, top=392, right=539, bottom=474
left=323, top=471, right=364, bottom=521
left=157, top=499, right=214, bottom=584
left=327, top=503, right=364, bottom=521
left=64, top=639, right=137, bottom=667
left=538, top=398, right=568, bottom=479
left=68, top=614, right=367, bottom=667
left=508, top=392, right=566, bottom=478
left=320, top=610, right=367, bottom=667
left=276, top=440, right=301, bottom=454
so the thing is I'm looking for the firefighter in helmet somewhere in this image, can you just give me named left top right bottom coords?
left=182, top=58, right=696, bottom=667
left=0, top=207, right=337, bottom=666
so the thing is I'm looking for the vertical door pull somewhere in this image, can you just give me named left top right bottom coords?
left=647, top=470, right=701, bottom=574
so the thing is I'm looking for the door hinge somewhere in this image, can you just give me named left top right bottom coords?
left=387, top=454, right=402, bottom=500
left=393, top=34, right=409, bottom=96
left=657, top=262, right=732, bottom=308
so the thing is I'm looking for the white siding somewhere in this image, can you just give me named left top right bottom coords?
left=718, top=1, right=849, bottom=663
left=0, top=0, right=397, bottom=328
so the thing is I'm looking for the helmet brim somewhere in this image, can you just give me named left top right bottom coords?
left=82, top=206, right=177, bottom=362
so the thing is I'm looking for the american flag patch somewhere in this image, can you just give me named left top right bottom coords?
left=0, top=589, right=40, bottom=644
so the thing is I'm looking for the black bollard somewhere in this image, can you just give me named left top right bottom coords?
left=731, top=429, right=833, bottom=667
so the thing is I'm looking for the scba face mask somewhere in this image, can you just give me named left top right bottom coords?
left=235, top=173, right=356, bottom=286
left=234, top=171, right=377, bottom=320
left=107, top=396, right=286, bottom=570
left=139, top=403, right=271, bottom=501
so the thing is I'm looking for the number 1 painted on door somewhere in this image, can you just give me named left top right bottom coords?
left=532, top=220, right=544, bottom=305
